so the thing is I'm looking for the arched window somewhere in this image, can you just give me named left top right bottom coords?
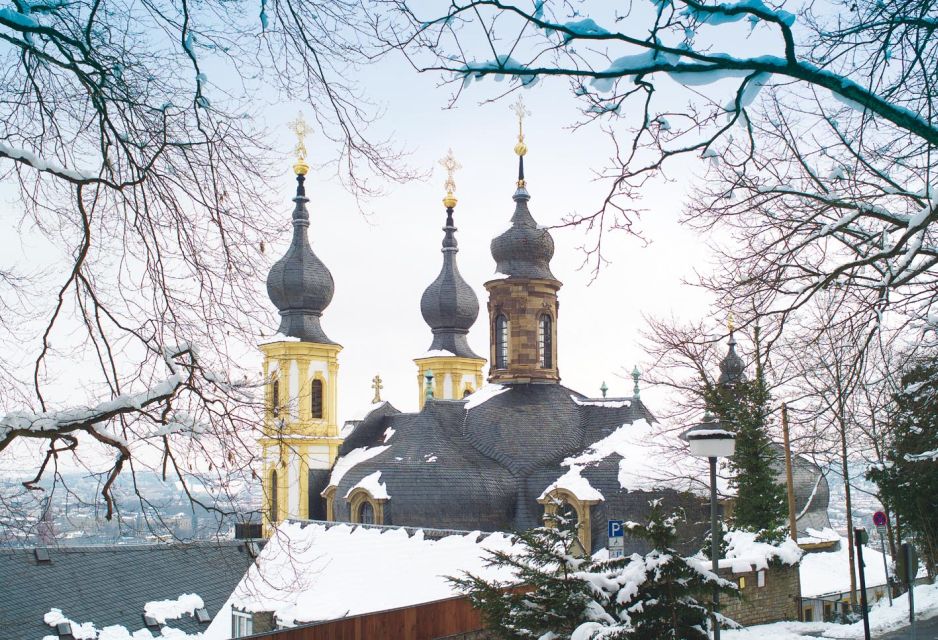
left=463, top=386, right=473, bottom=398
left=310, top=379, right=324, bottom=419
left=269, top=470, right=279, bottom=524
left=358, top=501, right=375, bottom=525
left=495, top=314, right=509, bottom=369
left=538, top=314, right=553, bottom=369
left=271, top=378, right=280, bottom=416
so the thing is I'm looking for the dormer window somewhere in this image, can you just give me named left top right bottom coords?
left=538, top=314, right=552, bottom=369
left=310, top=379, right=324, bottom=419
left=495, top=314, right=509, bottom=369
left=358, top=501, right=375, bottom=525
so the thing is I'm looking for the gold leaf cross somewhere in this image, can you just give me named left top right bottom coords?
left=288, top=112, right=312, bottom=174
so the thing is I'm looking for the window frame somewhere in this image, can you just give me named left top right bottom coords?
left=232, top=610, right=253, bottom=638
left=495, top=314, right=509, bottom=370
left=269, top=469, right=279, bottom=524
left=310, top=378, right=324, bottom=419
left=537, top=314, right=553, bottom=369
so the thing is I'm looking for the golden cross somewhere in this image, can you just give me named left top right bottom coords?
left=727, top=312, right=735, bottom=334
left=510, top=95, right=530, bottom=141
left=371, top=374, right=383, bottom=403
left=439, top=148, right=461, bottom=197
left=288, top=112, right=312, bottom=174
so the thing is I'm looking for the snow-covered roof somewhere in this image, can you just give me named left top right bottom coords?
left=203, top=522, right=518, bottom=637
left=463, top=383, right=508, bottom=410
left=324, top=445, right=389, bottom=490
left=800, top=535, right=890, bottom=598
left=560, top=419, right=734, bottom=498
left=345, top=470, right=389, bottom=500
left=538, top=466, right=604, bottom=502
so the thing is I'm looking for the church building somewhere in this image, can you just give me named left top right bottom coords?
left=256, top=108, right=831, bottom=553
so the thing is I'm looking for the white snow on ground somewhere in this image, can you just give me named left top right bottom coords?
left=800, top=536, right=890, bottom=598
left=202, top=522, right=519, bottom=638
left=724, top=582, right=938, bottom=639
left=144, top=593, right=204, bottom=624
left=463, top=384, right=508, bottom=410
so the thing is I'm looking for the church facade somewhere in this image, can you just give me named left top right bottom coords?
left=257, top=116, right=831, bottom=552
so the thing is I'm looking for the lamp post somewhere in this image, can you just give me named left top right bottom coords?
left=683, top=413, right=736, bottom=640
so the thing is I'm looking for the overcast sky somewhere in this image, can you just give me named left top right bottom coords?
left=257, top=48, right=722, bottom=420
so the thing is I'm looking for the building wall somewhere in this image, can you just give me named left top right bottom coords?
left=720, top=563, right=802, bottom=626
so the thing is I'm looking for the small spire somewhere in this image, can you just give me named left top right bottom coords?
left=371, top=374, right=383, bottom=404
left=600, top=381, right=608, bottom=398
left=439, top=148, right=461, bottom=210
left=632, top=366, right=641, bottom=399
left=424, top=370, right=435, bottom=401
left=510, top=95, right=530, bottom=188
left=288, top=112, right=312, bottom=176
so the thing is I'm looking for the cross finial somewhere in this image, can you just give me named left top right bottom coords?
left=288, top=112, right=312, bottom=176
left=371, top=374, right=383, bottom=404
left=439, top=148, right=461, bottom=209
left=727, top=312, right=735, bottom=335
left=510, top=95, right=530, bottom=158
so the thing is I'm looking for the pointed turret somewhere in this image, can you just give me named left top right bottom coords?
left=486, top=97, right=561, bottom=384
left=414, top=150, right=485, bottom=408
left=718, top=316, right=746, bottom=387
left=265, top=172, right=336, bottom=344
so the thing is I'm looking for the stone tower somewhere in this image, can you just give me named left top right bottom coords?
left=485, top=100, right=561, bottom=384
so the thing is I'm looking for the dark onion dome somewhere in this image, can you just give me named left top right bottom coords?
left=419, top=205, right=482, bottom=358
left=266, top=173, right=336, bottom=344
left=490, top=151, right=556, bottom=280
left=717, top=331, right=746, bottom=386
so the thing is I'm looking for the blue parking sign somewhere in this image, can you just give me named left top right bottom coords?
left=608, top=519, right=624, bottom=538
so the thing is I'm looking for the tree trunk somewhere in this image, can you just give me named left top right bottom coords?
left=840, top=423, right=858, bottom=610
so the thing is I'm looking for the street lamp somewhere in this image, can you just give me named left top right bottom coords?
left=683, top=412, right=736, bottom=640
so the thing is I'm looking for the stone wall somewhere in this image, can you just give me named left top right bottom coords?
left=485, top=278, right=561, bottom=384
left=720, top=562, right=801, bottom=626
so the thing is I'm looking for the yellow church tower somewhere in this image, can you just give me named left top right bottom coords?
left=260, top=116, right=342, bottom=535
left=414, top=150, right=485, bottom=408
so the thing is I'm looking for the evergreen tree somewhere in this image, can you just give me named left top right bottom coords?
left=868, top=355, right=938, bottom=576
left=450, top=510, right=595, bottom=639
left=452, top=502, right=734, bottom=640
left=706, top=330, right=787, bottom=541
left=581, top=501, right=736, bottom=640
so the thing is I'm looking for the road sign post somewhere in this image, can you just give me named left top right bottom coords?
left=608, top=519, right=625, bottom=559
left=872, top=512, right=892, bottom=606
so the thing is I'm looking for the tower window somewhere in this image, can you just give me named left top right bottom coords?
left=538, top=314, right=553, bottom=369
left=495, top=314, right=509, bottom=369
left=271, top=378, right=280, bottom=416
left=310, top=379, right=324, bottom=419
left=269, top=470, right=278, bottom=524
left=358, top=501, right=375, bottom=525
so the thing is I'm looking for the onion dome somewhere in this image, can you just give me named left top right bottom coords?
left=490, top=105, right=556, bottom=281
left=717, top=329, right=746, bottom=386
left=266, top=173, right=336, bottom=344
left=419, top=153, right=481, bottom=359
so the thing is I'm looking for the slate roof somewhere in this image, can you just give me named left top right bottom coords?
left=321, top=383, right=664, bottom=549
left=490, top=186, right=556, bottom=280
left=0, top=540, right=260, bottom=640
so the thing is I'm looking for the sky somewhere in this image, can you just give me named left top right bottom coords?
left=258, top=49, right=719, bottom=420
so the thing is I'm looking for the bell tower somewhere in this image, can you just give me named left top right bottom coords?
left=259, top=114, right=342, bottom=535
left=414, top=149, right=485, bottom=408
left=485, top=97, right=561, bottom=385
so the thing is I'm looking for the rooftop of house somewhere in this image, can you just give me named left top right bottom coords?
left=0, top=539, right=262, bottom=640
